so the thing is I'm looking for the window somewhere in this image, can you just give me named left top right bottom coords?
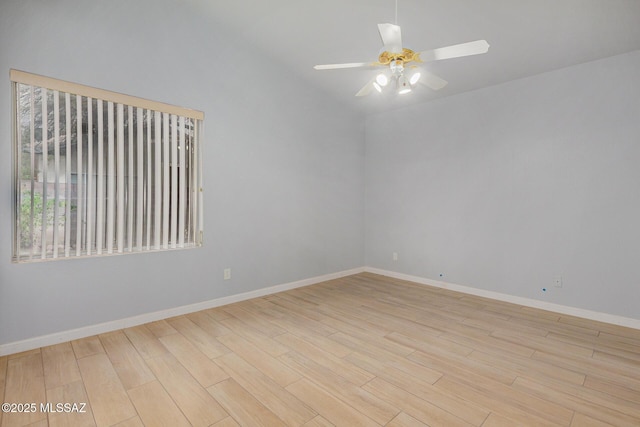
left=12, top=70, right=204, bottom=262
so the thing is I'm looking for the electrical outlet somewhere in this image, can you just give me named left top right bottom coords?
left=224, top=268, right=231, bottom=280
left=393, top=252, right=398, bottom=261
left=554, top=276, right=562, bottom=288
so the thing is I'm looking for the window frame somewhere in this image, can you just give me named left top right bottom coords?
left=11, top=69, right=204, bottom=262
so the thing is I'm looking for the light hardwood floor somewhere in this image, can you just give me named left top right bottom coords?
left=1, top=272, right=640, bottom=426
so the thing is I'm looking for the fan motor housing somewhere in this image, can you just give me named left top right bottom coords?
left=377, top=48, right=420, bottom=66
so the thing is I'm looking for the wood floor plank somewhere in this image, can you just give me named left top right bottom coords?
left=591, top=349, right=640, bottom=372
left=216, top=333, right=301, bottom=387
left=280, top=351, right=398, bottom=425
left=599, top=330, right=640, bottom=346
left=128, top=381, right=191, bottom=427
left=317, top=305, right=391, bottom=338
left=433, top=375, right=561, bottom=427
left=267, top=294, right=328, bottom=323
left=302, top=415, right=335, bottom=427
left=558, top=315, right=640, bottom=338
left=261, top=304, right=338, bottom=338
left=358, top=307, right=443, bottom=342
left=2, top=353, right=47, bottom=427
left=111, top=416, right=144, bottom=427
left=0, top=356, right=7, bottom=427
left=584, top=375, right=640, bottom=403
left=386, top=412, right=428, bottom=427
left=344, top=351, right=488, bottom=426
left=570, top=413, right=617, bottom=426
left=275, top=333, right=374, bottom=386
left=284, top=327, right=353, bottom=358
left=71, top=337, right=104, bottom=359
left=327, top=331, right=414, bottom=364
left=212, top=417, right=242, bottom=427
left=123, top=325, right=168, bottom=360
left=532, top=350, right=640, bottom=385
left=200, top=307, right=233, bottom=322
left=144, top=351, right=228, bottom=426
left=145, top=319, right=178, bottom=338
left=480, top=412, right=536, bottom=427
left=433, top=369, right=575, bottom=426
left=214, top=352, right=317, bottom=426
left=286, top=378, right=380, bottom=427
left=515, top=310, right=599, bottom=337
left=407, top=347, right=516, bottom=386
left=41, top=342, right=82, bottom=390
left=167, top=316, right=230, bottom=359
left=218, top=315, right=291, bottom=357
left=466, top=349, right=586, bottom=386
left=7, top=348, right=40, bottom=360
left=512, top=376, right=640, bottom=426
left=386, top=329, right=473, bottom=357
left=548, top=330, right=640, bottom=360
left=362, top=377, right=472, bottom=427
left=46, top=380, right=96, bottom=427
left=159, top=332, right=229, bottom=387
left=439, top=328, right=536, bottom=359
left=490, top=330, right=594, bottom=358
left=186, top=311, right=232, bottom=338
left=207, top=378, right=286, bottom=427
left=222, top=305, right=287, bottom=338
left=99, top=331, right=155, bottom=390
left=76, top=353, right=136, bottom=427
left=21, top=420, right=48, bottom=427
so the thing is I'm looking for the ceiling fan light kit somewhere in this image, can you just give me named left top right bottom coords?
left=375, top=73, right=389, bottom=87
left=397, top=75, right=411, bottom=95
left=313, top=14, right=489, bottom=98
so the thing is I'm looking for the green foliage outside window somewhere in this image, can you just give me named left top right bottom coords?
left=19, top=190, right=66, bottom=248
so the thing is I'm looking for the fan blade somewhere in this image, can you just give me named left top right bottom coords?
left=418, top=40, right=489, bottom=62
left=355, top=78, right=376, bottom=97
left=314, top=62, right=372, bottom=70
left=419, top=71, right=448, bottom=90
left=378, top=23, right=403, bottom=53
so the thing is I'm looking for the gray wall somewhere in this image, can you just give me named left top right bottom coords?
left=0, top=0, right=365, bottom=345
left=365, top=50, right=640, bottom=319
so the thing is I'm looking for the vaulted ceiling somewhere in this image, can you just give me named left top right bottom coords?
left=199, top=0, right=640, bottom=113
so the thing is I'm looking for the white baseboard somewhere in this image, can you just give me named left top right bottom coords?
left=0, top=267, right=365, bottom=357
left=364, top=267, right=640, bottom=330
left=3, top=265, right=637, bottom=356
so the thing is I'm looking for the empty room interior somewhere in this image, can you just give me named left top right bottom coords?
left=1, top=0, right=640, bottom=426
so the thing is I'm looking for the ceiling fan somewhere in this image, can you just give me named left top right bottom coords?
left=314, top=21, right=489, bottom=97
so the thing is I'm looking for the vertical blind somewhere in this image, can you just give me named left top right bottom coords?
left=11, top=70, right=204, bottom=262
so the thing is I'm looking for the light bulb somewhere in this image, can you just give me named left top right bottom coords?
left=375, top=74, right=388, bottom=87
left=409, top=72, right=421, bottom=85
left=373, top=82, right=382, bottom=93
